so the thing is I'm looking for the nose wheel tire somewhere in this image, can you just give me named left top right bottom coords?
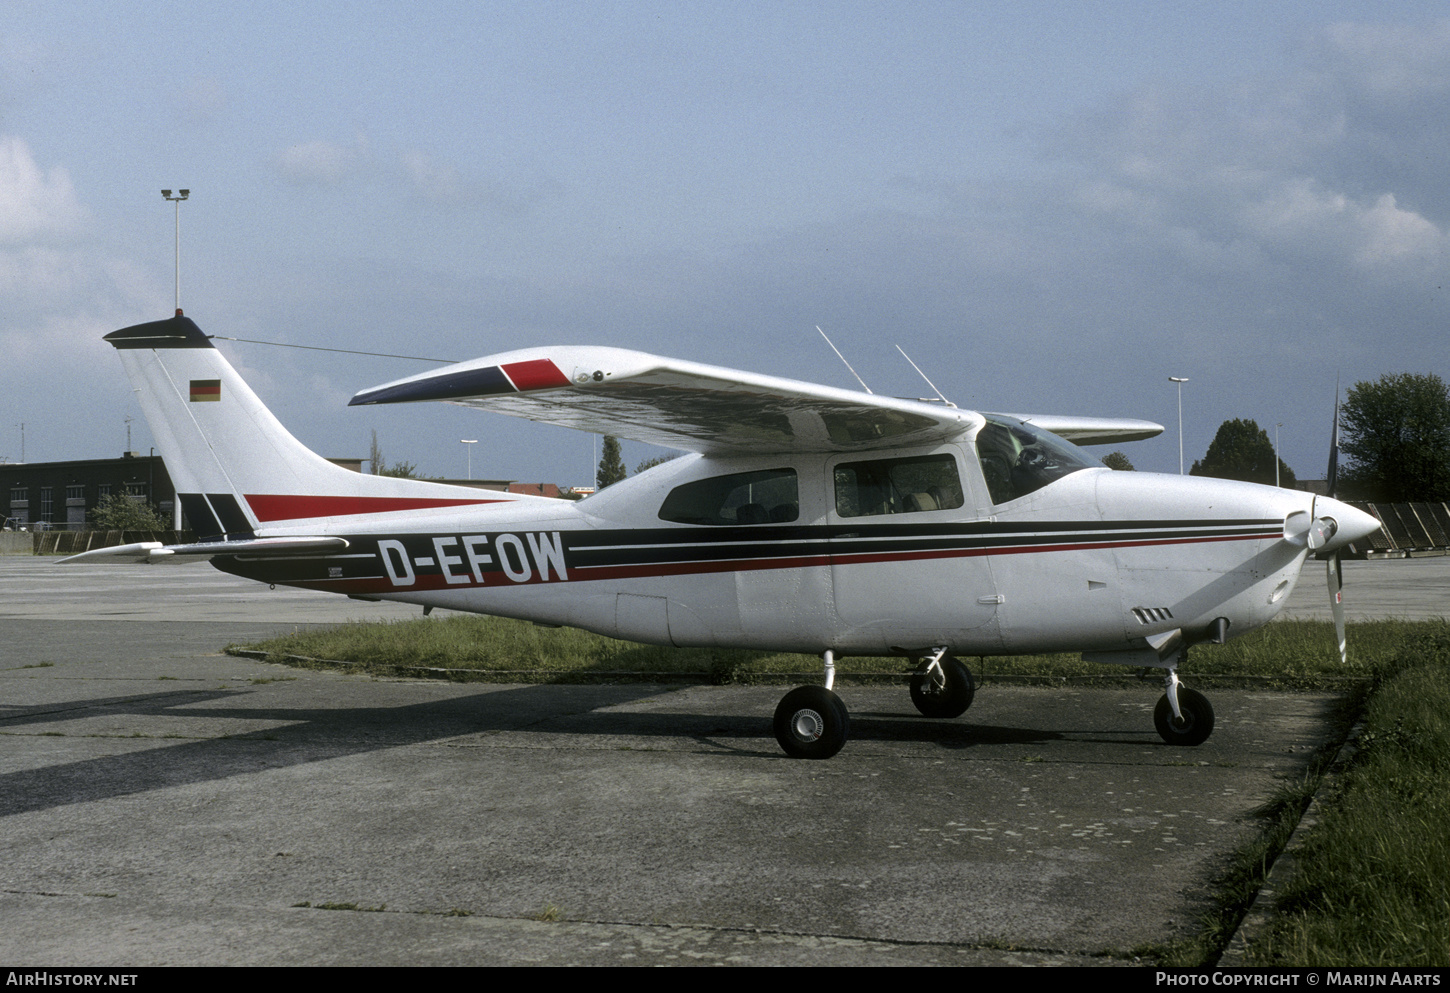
left=774, top=685, right=850, bottom=759
left=909, top=655, right=975, bottom=718
left=1154, top=687, right=1215, bottom=746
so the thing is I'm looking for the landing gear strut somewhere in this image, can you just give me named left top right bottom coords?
left=773, top=650, right=849, bottom=759
left=909, top=648, right=975, bottom=718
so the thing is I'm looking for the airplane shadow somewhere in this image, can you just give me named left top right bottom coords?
left=1, top=683, right=1155, bottom=818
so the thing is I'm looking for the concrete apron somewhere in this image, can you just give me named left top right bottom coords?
left=2, top=614, right=1338, bottom=966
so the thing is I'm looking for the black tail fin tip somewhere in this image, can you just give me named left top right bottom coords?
left=105, top=316, right=214, bottom=350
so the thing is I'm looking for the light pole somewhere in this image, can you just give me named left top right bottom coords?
left=1275, top=422, right=1282, bottom=488
left=1169, top=377, right=1189, bottom=474
left=161, top=189, right=189, bottom=315
left=460, top=439, right=477, bottom=480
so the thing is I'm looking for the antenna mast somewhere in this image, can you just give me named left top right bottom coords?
left=895, top=345, right=955, bottom=407
left=816, top=326, right=873, bottom=394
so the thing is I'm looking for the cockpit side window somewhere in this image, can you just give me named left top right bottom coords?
left=833, top=453, right=964, bottom=518
left=975, top=414, right=1097, bottom=505
left=658, top=468, right=799, bottom=526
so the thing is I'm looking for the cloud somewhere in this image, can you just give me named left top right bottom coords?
left=178, top=76, right=229, bottom=123
left=400, top=149, right=464, bottom=200
left=1317, top=19, right=1450, bottom=98
left=274, top=136, right=370, bottom=185
left=1033, top=22, right=1450, bottom=293
left=0, top=136, right=164, bottom=370
left=398, top=147, right=565, bottom=216
left=0, top=136, right=86, bottom=244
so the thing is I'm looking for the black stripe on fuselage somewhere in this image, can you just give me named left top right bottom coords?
left=211, top=518, right=1282, bottom=588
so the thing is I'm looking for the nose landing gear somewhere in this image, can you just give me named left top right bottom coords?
left=1155, top=667, right=1214, bottom=746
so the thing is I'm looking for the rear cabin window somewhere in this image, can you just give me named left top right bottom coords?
left=833, top=453, right=964, bottom=518
left=658, top=468, right=799, bottom=526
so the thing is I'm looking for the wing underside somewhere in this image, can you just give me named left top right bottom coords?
left=349, top=345, right=1163, bottom=454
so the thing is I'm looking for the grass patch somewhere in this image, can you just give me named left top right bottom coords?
left=232, top=615, right=1448, bottom=687
left=1245, top=634, right=1450, bottom=966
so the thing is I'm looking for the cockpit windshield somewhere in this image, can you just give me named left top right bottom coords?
left=974, top=414, right=1099, bottom=505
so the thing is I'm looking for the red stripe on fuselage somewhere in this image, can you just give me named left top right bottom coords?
left=260, top=529, right=1278, bottom=595
left=244, top=494, right=509, bottom=522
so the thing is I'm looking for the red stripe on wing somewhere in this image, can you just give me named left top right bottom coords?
left=501, top=359, right=571, bottom=391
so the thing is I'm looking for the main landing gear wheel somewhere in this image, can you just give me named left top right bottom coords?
left=1154, top=687, right=1215, bottom=746
left=773, top=685, right=850, bottom=759
left=909, top=655, right=975, bottom=718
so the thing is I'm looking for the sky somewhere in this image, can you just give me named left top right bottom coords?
left=3, top=1, right=1448, bottom=486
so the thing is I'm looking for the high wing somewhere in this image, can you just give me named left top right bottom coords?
left=349, top=346, right=1163, bottom=454
left=350, top=346, right=981, bottom=455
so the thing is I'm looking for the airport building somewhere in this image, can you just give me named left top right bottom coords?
left=0, top=453, right=365, bottom=531
left=1, top=454, right=569, bottom=532
left=2, top=453, right=178, bottom=530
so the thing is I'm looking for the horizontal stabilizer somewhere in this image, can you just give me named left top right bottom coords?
left=61, top=536, right=349, bottom=565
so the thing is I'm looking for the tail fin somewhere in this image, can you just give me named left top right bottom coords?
left=107, top=316, right=517, bottom=537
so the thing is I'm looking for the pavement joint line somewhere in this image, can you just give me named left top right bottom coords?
left=286, top=904, right=1125, bottom=959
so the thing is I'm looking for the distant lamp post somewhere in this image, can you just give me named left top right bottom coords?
left=1275, top=422, right=1283, bottom=488
left=1169, top=377, right=1189, bottom=475
left=460, top=439, right=478, bottom=479
left=160, top=189, right=189, bottom=315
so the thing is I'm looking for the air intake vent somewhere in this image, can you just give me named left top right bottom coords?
left=1132, top=607, right=1174, bottom=625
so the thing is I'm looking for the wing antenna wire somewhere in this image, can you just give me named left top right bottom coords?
left=816, top=326, right=873, bottom=395
left=894, top=344, right=955, bottom=407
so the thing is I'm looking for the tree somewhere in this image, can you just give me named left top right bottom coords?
left=597, top=435, right=627, bottom=489
left=1340, top=372, right=1450, bottom=501
left=1190, top=419, right=1296, bottom=488
left=90, top=493, right=169, bottom=530
left=368, top=429, right=429, bottom=478
left=635, top=453, right=681, bottom=474
left=369, top=429, right=385, bottom=475
left=378, top=460, right=421, bottom=479
left=1102, top=451, right=1135, bottom=471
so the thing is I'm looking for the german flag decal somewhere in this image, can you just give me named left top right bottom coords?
left=190, top=379, right=221, bottom=402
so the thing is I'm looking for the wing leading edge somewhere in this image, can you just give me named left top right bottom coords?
left=349, top=345, right=1163, bottom=454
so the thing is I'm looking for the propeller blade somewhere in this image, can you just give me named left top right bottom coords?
left=1328, top=550, right=1346, bottom=666
left=1322, top=384, right=1348, bottom=665
left=1326, top=377, right=1340, bottom=499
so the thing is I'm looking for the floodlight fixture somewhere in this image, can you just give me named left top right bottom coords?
left=161, top=188, right=191, bottom=315
left=1169, top=377, right=1190, bottom=475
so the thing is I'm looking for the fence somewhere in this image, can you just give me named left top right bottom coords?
left=1346, top=502, right=1450, bottom=559
left=18, top=530, right=194, bottom=555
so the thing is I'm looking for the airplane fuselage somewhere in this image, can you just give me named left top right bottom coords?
left=217, top=445, right=1317, bottom=662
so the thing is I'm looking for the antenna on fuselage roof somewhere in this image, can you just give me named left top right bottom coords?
left=815, top=326, right=873, bottom=394
left=894, top=344, right=956, bottom=408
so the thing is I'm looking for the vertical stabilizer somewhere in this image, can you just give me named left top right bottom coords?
left=106, top=316, right=522, bottom=536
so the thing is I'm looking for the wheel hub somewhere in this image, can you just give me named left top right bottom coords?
left=791, top=708, right=824, bottom=741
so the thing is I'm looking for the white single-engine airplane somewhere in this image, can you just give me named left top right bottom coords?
left=68, top=315, right=1380, bottom=758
